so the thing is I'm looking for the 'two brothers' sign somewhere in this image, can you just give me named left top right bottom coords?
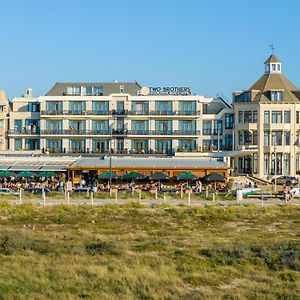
left=141, top=86, right=192, bottom=96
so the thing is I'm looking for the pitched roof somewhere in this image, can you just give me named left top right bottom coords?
left=46, top=82, right=142, bottom=96
left=264, top=54, right=281, bottom=64
left=248, top=73, right=300, bottom=103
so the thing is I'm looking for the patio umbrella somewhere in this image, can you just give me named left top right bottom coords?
left=121, top=172, right=146, bottom=180
left=38, top=171, right=57, bottom=177
left=149, top=172, right=169, bottom=181
left=98, top=171, right=117, bottom=180
left=0, top=170, right=17, bottom=177
left=16, top=171, right=37, bottom=177
left=204, top=172, right=225, bottom=183
left=176, top=172, right=197, bottom=181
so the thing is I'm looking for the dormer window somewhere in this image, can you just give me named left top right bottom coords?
left=272, top=64, right=276, bottom=71
left=243, top=92, right=251, bottom=102
left=270, top=91, right=283, bottom=101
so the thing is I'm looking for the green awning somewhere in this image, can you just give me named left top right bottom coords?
left=121, top=172, right=146, bottom=180
left=38, top=171, right=57, bottom=177
left=0, top=170, right=17, bottom=177
left=176, top=172, right=197, bottom=181
left=98, top=171, right=117, bottom=180
left=16, top=171, right=37, bottom=177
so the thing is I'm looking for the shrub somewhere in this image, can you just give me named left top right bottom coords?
left=85, top=241, right=122, bottom=256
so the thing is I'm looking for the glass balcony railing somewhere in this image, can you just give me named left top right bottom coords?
left=8, top=129, right=40, bottom=135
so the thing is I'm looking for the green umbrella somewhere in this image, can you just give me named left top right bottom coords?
left=121, top=172, right=146, bottom=180
left=176, top=172, right=197, bottom=181
left=98, top=171, right=117, bottom=180
left=0, top=170, right=17, bottom=177
left=39, top=171, right=57, bottom=177
left=17, top=171, right=37, bottom=177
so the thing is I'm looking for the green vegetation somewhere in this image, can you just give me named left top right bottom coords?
left=0, top=201, right=299, bottom=299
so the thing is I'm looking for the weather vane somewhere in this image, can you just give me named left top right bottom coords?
left=269, top=43, right=275, bottom=54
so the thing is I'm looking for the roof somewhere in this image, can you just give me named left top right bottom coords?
left=264, top=54, right=281, bottom=64
left=46, top=82, right=142, bottom=96
left=248, top=73, right=300, bottom=103
left=71, top=157, right=228, bottom=169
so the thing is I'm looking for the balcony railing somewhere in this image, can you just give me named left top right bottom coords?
left=40, top=110, right=199, bottom=116
left=38, top=129, right=200, bottom=136
left=41, top=110, right=111, bottom=116
left=8, top=129, right=40, bottom=135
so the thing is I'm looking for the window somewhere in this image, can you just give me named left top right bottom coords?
left=92, top=120, right=109, bottom=132
left=155, top=101, right=172, bottom=113
left=46, top=139, right=62, bottom=153
left=224, top=134, right=233, bottom=149
left=264, top=131, right=270, bottom=146
left=28, top=102, right=40, bottom=112
left=264, top=153, right=270, bottom=175
left=120, top=85, right=124, bottom=93
left=155, top=120, right=172, bottom=132
left=179, top=101, right=196, bottom=114
left=69, top=101, right=86, bottom=113
left=272, top=64, right=276, bottom=71
left=213, top=120, right=222, bottom=135
left=264, top=111, right=270, bottom=124
left=244, top=131, right=252, bottom=145
left=179, top=120, right=196, bottom=133
left=284, top=131, right=290, bottom=146
left=238, top=111, right=243, bottom=123
left=69, top=120, right=86, bottom=132
left=70, top=140, right=86, bottom=153
left=15, top=139, right=22, bottom=150
left=253, top=131, right=257, bottom=145
left=271, top=131, right=283, bottom=146
left=277, top=64, right=281, bottom=72
left=238, top=132, right=243, bottom=145
left=272, top=111, right=282, bottom=123
left=131, top=120, right=148, bottom=132
left=46, top=101, right=62, bottom=112
left=202, top=139, right=211, bottom=150
left=270, top=91, right=283, bottom=101
left=244, top=111, right=252, bottom=123
left=92, top=101, right=109, bottom=113
left=225, top=114, right=234, bottom=129
left=67, top=86, right=81, bottom=96
left=131, top=101, right=149, bottom=114
left=203, top=121, right=212, bottom=135
left=155, top=140, right=172, bottom=154
left=284, top=111, right=290, bottom=123
left=284, top=153, right=290, bottom=175
left=14, top=120, right=22, bottom=132
left=243, top=92, right=250, bottom=102
left=46, top=120, right=62, bottom=131
left=297, top=111, right=300, bottom=124
left=253, top=111, right=258, bottom=123
left=178, top=140, right=196, bottom=151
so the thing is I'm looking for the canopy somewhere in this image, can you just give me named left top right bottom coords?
left=38, top=171, right=57, bottom=177
left=98, top=171, right=117, bottom=180
left=204, top=172, right=225, bottom=182
left=176, top=172, right=197, bottom=181
left=149, top=172, right=168, bottom=181
left=0, top=170, right=16, bottom=177
left=16, top=171, right=37, bottom=177
left=121, top=172, right=146, bottom=180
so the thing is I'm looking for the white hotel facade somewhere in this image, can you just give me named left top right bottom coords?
left=7, top=82, right=233, bottom=155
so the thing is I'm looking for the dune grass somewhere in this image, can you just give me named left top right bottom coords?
left=0, top=201, right=299, bottom=299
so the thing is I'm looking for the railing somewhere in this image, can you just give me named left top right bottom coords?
left=38, top=129, right=200, bottom=136
left=40, top=110, right=200, bottom=116
left=8, top=129, right=40, bottom=135
left=41, top=110, right=111, bottom=115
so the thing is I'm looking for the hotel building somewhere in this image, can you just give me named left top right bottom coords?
left=7, top=82, right=233, bottom=155
left=233, top=54, right=300, bottom=179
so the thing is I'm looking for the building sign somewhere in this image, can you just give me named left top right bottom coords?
left=141, top=86, right=191, bottom=96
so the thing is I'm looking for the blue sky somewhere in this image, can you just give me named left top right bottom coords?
left=1, top=0, right=300, bottom=100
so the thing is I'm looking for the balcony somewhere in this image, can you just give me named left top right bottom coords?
left=41, top=110, right=111, bottom=116
left=8, top=129, right=40, bottom=135
left=38, top=129, right=200, bottom=136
